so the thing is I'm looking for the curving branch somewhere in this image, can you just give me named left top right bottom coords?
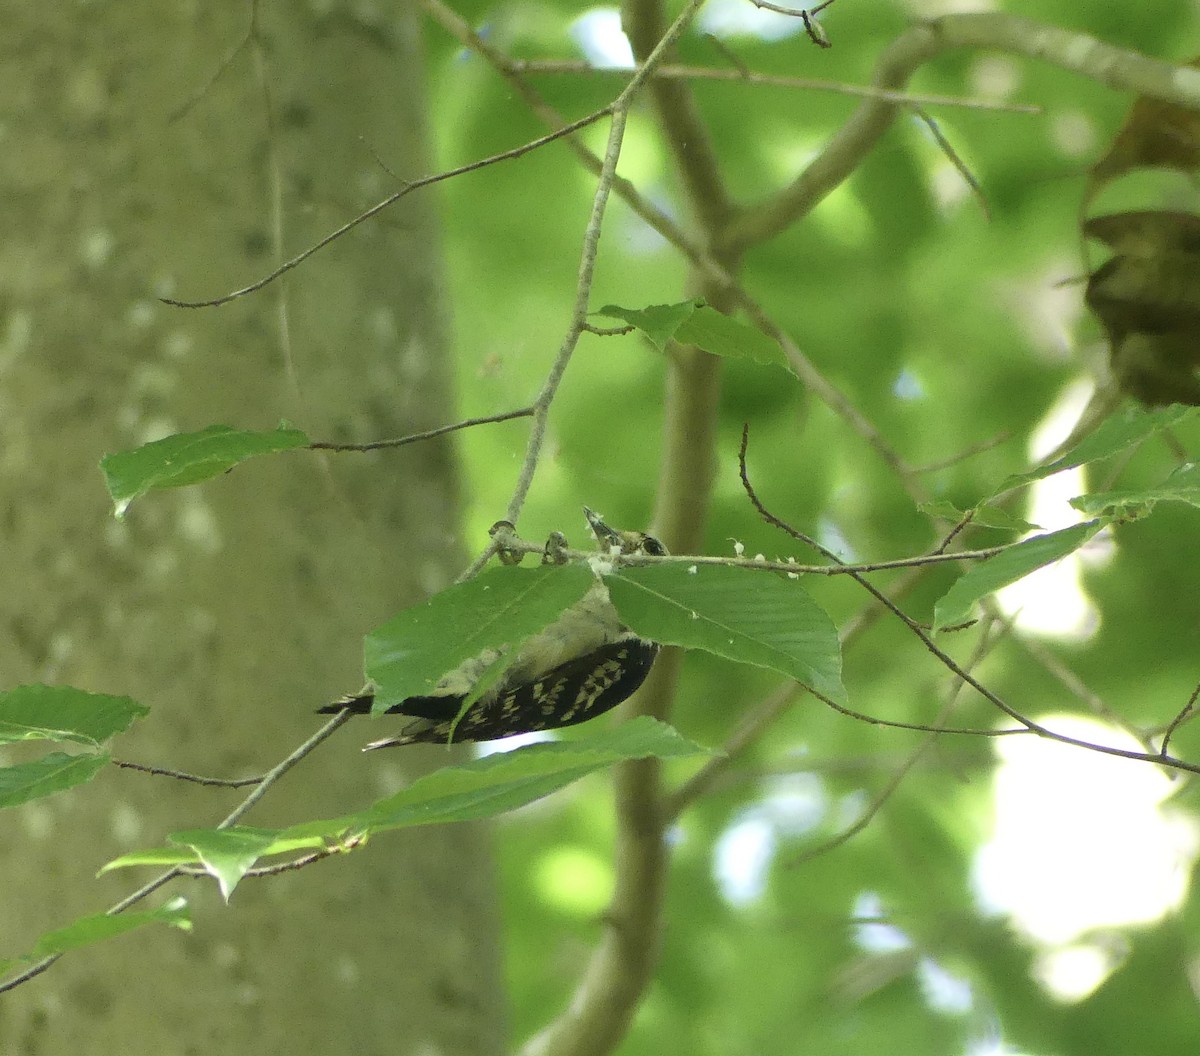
left=621, top=0, right=735, bottom=230
left=510, top=58, right=1042, bottom=112
left=723, top=12, right=1200, bottom=252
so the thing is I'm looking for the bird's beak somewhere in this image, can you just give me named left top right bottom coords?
left=583, top=506, right=622, bottom=550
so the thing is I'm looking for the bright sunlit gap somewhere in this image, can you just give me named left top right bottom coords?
left=712, top=773, right=828, bottom=906
left=534, top=845, right=613, bottom=916
left=570, top=8, right=634, bottom=68
left=973, top=714, right=1199, bottom=1001
left=977, top=372, right=1198, bottom=1003
left=995, top=378, right=1110, bottom=641
left=696, top=0, right=805, bottom=41
left=850, top=892, right=976, bottom=1018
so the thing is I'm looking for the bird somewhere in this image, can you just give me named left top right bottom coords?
left=318, top=508, right=665, bottom=750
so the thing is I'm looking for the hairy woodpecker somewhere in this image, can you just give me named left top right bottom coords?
left=319, top=508, right=665, bottom=750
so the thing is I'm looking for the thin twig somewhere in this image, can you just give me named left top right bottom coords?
left=168, top=0, right=260, bottom=123
left=911, top=106, right=991, bottom=220
left=308, top=406, right=534, bottom=452
left=502, top=109, right=629, bottom=529
left=111, top=759, right=264, bottom=788
left=790, top=616, right=1009, bottom=866
left=511, top=59, right=1042, bottom=113
left=738, top=425, right=1200, bottom=777
left=161, top=109, right=611, bottom=308
left=455, top=523, right=1012, bottom=576
left=813, top=685, right=1024, bottom=739
left=1159, top=682, right=1200, bottom=759
left=915, top=430, right=1013, bottom=473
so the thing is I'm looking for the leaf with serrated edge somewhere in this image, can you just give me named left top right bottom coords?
left=1071, top=461, right=1200, bottom=516
left=994, top=404, right=1196, bottom=494
left=0, top=753, right=108, bottom=809
left=604, top=565, right=846, bottom=704
left=364, top=565, right=593, bottom=710
left=594, top=300, right=701, bottom=350
left=102, top=719, right=708, bottom=871
left=0, top=898, right=191, bottom=973
left=101, top=425, right=309, bottom=516
left=674, top=305, right=789, bottom=371
left=933, top=521, right=1104, bottom=631
left=0, top=685, right=148, bottom=746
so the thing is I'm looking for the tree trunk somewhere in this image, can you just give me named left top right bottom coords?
left=0, top=3, right=506, bottom=1052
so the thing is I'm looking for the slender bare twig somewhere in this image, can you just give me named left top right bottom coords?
left=911, top=107, right=991, bottom=220
left=665, top=681, right=800, bottom=821
left=161, top=109, right=612, bottom=308
left=915, top=430, right=1014, bottom=473
left=168, top=0, right=261, bottom=123
left=504, top=0, right=719, bottom=536
left=308, top=406, right=534, bottom=452
left=512, top=59, right=1042, bottom=113
left=738, top=426, right=1200, bottom=776
left=1159, top=683, right=1200, bottom=760
left=455, top=523, right=1012, bottom=576
left=813, top=690, right=1026, bottom=738
left=501, top=109, right=629, bottom=530
left=111, top=759, right=263, bottom=788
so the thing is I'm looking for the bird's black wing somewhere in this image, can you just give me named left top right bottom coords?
left=318, top=637, right=659, bottom=745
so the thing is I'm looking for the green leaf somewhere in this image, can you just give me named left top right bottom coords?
left=0, top=684, right=148, bottom=746
left=0, top=897, right=190, bottom=973
left=100, top=847, right=206, bottom=872
left=594, top=300, right=701, bottom=349
left=994, top=404, right=1197, bottom=494
left=168, top=827, right=280, bottom=902
left=100, top=424, right=309, bottom=516
left=348, top=717, right=707, bottom=832
left=595, top=300, right=789, bottom=371
left=932, top=521, right=1105, bottom=631
left=0, top=752, right=108, bottom=808
left=603, top=564, right=846, bottom=704
left=919, top=500, right=967, bottom=521
left=968, top=505, right=1044, bottom=532
left=364, top=564, right=594, bottom=710
left=103, top=719, right=708, bottom=873
left=918, top=501, right=1041, bottom=532
left=1070, top=461, right=1200, bottom=516
left=675, top=305, right=790, bottom=371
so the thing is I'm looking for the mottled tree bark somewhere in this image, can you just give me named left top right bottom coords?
left=0, top=2, right=505, bottom=1053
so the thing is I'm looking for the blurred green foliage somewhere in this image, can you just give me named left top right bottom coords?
left=423, top=2, right=1200, bottom=1053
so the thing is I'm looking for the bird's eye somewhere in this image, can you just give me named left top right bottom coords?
left=642, top=536, right=667, bottom=556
